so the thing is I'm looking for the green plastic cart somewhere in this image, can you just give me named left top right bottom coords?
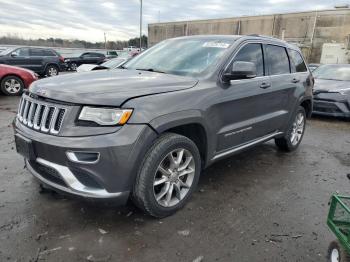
left=327, top=195, right=350, bottom=262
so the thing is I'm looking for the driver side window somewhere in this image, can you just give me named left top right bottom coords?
left=232, top=44, right=264, bottom=77
left=12, top=48, right=29, bottom=57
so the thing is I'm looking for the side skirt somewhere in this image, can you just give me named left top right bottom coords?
left=212, top=131, right=284, bottom=161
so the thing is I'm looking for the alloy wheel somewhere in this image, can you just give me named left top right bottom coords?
left=48, top=67, right=58, bottom=76
left=4, top=78, right=21, bottom=94
left=70, top=63, right=77, bottom=71
left=290, top=112, right=305, bottom=146
left=153, top=148, right=195, bottom=207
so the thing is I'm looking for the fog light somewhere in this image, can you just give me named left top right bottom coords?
left=66, top=151, right=100, bottom=164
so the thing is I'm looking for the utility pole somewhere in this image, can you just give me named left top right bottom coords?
left=104, top=32, right=107, bottom=50
left=140, top=0, right=143, bottom=51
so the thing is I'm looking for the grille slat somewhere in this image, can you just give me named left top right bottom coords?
left=20, top=99, right=27, bottom=120
left=17, top=95, right=66, bottom=135
left=22, top=101, right=30, bottom=124
left=27, top=103, right=36, bottom=127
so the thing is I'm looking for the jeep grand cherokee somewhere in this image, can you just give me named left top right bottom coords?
left=14, top=35, right=313, bottom=218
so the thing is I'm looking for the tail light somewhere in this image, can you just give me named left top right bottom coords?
left=59, top=56, right=65, bottom=63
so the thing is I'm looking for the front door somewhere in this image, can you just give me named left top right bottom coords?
left=214, top=42, right=292, bottom=154
left=5, top=48, right=30, bottom=69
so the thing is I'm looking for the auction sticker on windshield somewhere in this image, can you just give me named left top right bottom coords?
left=202, top=42, right=231, bottom=48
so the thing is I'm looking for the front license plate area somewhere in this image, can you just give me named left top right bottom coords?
left=15, top=134, right=36, bottom=160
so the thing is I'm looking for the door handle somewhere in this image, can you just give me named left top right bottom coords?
left=292, top=78, right=300, bottom=83
left=260, top=82, right=271, bottom=89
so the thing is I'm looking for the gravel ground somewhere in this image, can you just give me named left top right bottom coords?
left=0, top=95, right=349, bottom=262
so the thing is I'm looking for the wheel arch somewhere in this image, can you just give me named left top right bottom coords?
left=1, top=74, right=24, bottom=85
left=299, top=97, right=313, bottom=118
left=149, top=111, right=210, bottom=167
left=44, top=63, right=60, bottom=72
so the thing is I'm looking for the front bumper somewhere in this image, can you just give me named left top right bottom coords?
left=15, top=122, right=158, bottom=201
left=26, top=158, right=128, bottom=199
left=313, top=93, right=350, bottom=118
left=313, top=99, right=350, bottom=118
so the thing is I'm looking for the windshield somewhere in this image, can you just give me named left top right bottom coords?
left=313, top=65, right=350, bottom=81
left=101, top=58, right=125, bottom=68
left=0, top=47, right=16, bottom=56
left=123, top=38, right=235, bottom=77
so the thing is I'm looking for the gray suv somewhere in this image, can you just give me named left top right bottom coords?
left=0, top=47, right=66, bottom=76
left=14, top=35, right=313, bottom=217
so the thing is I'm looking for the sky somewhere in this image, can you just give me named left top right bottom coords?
left=0, top=0, right=340, bottom=42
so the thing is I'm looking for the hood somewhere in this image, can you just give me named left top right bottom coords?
left=76, top=64, right=98, bottom=73
left=0, top=64, right=35, bottom=75
left=313, top=78, right=350, bottom=93
left=30, top=69, right=198, bottom=106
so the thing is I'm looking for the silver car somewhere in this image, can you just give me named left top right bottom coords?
left=76, top=57, right=128, bottom=73
left=313, top=64, right=350, bottom=118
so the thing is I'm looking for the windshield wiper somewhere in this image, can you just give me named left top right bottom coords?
left=135, top=68, right=165, bottom=74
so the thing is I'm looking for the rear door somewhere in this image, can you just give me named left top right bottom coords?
left=265, top=44, right=299, bottom=130
left=287, top=48, right=309, bottom=101
left=29, top=48, right=46, bottom=72
left=89, top=53, right=104, bottom=64
left=81, top=53, right=93, bottom=64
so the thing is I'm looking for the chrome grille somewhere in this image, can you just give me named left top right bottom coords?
left=17, top=95, right=67, bottom=135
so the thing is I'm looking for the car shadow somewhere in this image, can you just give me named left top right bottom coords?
left=33, top=141, right=290, bottom=226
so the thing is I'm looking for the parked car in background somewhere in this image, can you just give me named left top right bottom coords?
left=0, top=64, right=38, bottom=95
left=76, top=57, right=128, bottom=73
left=0, top=47, right=65, bottom=77
left=313, top=64, right=350, bottom=118
left=308, top=63, right=321, bottom=71
left=14, top=35, right=313, bottom=218
left=105, top=50, right=118, bottom=59
left=64, top=52, right=106, bottom=71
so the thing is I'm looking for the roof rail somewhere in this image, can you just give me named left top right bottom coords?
left=246, top=34, right=287, bottom=42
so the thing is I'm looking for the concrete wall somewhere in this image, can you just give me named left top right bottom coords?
left=148, top=9, right=350, bottom=63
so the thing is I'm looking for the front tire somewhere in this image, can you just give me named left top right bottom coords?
left=70, top=62, right=78, bottom=71
left=132, top=133, right=201, bottom=218
left=0, top=75, right=24, bottom=96
left=327, top=240, right=350, bottom=262
left=275, top=106, right=306, bottom=152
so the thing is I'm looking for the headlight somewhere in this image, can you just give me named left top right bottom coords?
left=339, top=89, right=350, bottom=95
left=79, top=107, right=133, bottom=126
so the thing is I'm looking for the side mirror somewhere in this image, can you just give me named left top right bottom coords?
left=223, top=61, right=257, bottom=82
left=10, top=53, right=18, bottom=58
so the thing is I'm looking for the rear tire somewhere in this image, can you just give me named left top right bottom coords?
left=45, top=65, right=59, bottom=77
left=0, top=75, right=24, bottom=96
left=327, top=240, right=350, bottom=262
left=275, top=106, right=306, bottom=152
left=132, top=133, right=201, bottom=218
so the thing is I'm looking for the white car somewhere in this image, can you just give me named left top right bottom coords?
left=76, top=57, right=127, bottom=73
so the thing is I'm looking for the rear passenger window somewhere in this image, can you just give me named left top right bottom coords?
left=42, top=50, right=56, bottom=56
left=288, top=49, right=307, bottom=72
left=266, top=45, right=290, bottom=75
left=233, top=43, right=264, bottom=77
left=30, top=49, right=45, bottom=56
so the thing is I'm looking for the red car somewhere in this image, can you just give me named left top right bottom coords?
left=0, top=64, right=38, bottom=96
